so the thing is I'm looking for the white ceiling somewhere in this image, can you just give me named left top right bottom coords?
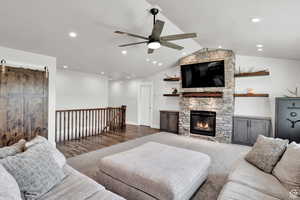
left=0, top=0, right=200, bottom=79
left=0, top=0, right=299, bottom=80
left=147, top=0, right=300, bottom=61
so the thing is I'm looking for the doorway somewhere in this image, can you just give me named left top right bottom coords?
left=138, top=83, right=153, bottom=127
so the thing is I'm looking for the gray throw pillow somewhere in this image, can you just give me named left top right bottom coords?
left=245, top=135, right=289, bottom=173
left=26, top=136, right=66, bottom=168
left=0, top=139, right=26, bottom=159
left=0, top=142, right=65, bottom=200
left=0, top=164, right=22, bottom=200
left=273, top=142, right=300, bottom=190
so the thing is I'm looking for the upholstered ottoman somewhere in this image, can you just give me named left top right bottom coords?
left=96, top=142, right=211, bottom=200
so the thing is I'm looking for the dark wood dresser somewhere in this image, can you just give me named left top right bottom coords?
left=160, top=110, right=179, bottom=134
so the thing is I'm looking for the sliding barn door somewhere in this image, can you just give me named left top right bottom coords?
left=0, top=66, right=48, bottom=147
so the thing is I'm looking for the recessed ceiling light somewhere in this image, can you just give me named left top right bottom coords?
left=101, top=72, right=105, bottom=75
left=218, top=45, right=222, bottom=49
left=257, top=48, right=263, bottom=52
left=182, top=52, right=187, bottom=56
left=69, top=32, right=77, bottom=38
left=146, top=58, right=150, bottom=62
left=158, top=62, right=163, bottom=66
left=256, top=44, right=263, bottom=48
left=121, top=50, right=127, bottom=55
left=251, top=18, right=261, bottom=23
left=152, top=61, right=157, bottom=65
left=63, top=65, right=68, bottom=69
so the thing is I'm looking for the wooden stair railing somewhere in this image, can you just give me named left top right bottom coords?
left=55, top=106, right=126, bottom=143
left=102, top=106, right=127, bottom=132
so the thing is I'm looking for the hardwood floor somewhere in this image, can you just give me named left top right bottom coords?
left=57, top=125, right=160, bottom=158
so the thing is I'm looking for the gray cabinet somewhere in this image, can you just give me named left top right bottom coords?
left=160, top=111, right=179, bottom=134
left=233, top=116, right=272, bottom=146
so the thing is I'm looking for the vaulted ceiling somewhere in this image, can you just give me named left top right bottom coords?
left=148, top=0, right=300, bottom=60
left=0, top=0, right=299, bottom=80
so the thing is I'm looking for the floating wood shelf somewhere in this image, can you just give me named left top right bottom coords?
left=163, top=94, right=180, bottom=97
left=182, top=92, right=223, bottom=98
left=234, top=71, right=270, bottom=78
left=163, top=77, right=180, bottom=81
left=234, top=93, right=269, bottom=97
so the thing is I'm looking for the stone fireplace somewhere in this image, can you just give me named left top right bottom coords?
left=179, top=49, right=235, bottom=143
left=190, top=110, right=216, bottom=136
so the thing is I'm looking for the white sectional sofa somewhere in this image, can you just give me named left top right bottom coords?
left=39, top=165, right=125, bottom=200
left=218, top=158, right=290, bottom=200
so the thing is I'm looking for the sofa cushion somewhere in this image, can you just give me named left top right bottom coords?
left=0, top=139, right=26, bottom=159
left=0, top=142, right=65, bottom=200
left=38, top=165, right=124, bottom=200
left=0, top=164, right=22, bottom=200
left=228, top=159, right=289, bottom=200
left=217, top=181, right=280, bottom=200
left=26, top=136, right=66, bottom=168
left=99, top=142, right=211, bottom=200
left=86, top=190, right=126, bottom=200
left=273, top=142, right=300, bottom=190
left=245, top=135, right=288, bottom=173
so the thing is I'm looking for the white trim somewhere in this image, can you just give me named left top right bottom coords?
left=137, top=81, right=154, bottom=127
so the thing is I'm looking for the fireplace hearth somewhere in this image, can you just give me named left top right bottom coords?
left=190, top=111, right=216, bottom=136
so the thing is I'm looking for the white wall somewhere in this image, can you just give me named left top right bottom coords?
left=109, top=80, right=140, bottom=124
left=0, top=46, right=57, bottom=145
left=56, top=69, right=108, bottom=110
left=108, top=54, right=300, bottom=130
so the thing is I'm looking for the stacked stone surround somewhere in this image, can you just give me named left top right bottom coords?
left=178, top=49, right=235, bottom=143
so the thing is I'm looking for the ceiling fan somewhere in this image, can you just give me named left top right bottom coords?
left=115, top=8, right=198, bottom=54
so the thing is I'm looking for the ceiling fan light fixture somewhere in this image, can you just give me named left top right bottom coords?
left=148, top=42, right=161, bottom=49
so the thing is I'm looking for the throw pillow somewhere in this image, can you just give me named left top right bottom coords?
left=0, top=164, right=22, bottom=200
left=26, top=136, right=66, bottom=168
left=245, top=135, right=289, bottom=173
left=273, top=142, right=300, bottom=190
left=0, top=142, right=66, bottom=200
left=0, top=139, right=26, bottom=159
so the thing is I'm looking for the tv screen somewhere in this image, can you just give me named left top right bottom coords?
left=181, top=60, right=225, bottom=88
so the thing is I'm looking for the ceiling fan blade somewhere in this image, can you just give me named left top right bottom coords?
left=161, top=41, right=184, bottom=50
left=160, top=33, right=197, bottom=41
left=151, top=20, right=165, bottom=39
left=148, top=49, right=154, bottom=54
left=119, top=41, right=148, bottom=47
left=114, top=31, right=148, bottom=40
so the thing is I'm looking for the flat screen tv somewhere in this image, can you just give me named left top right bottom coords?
left=181, top=60, right=225, bottom=88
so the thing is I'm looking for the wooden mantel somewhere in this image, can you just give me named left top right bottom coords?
left=182, top=92, right=223, bottom=98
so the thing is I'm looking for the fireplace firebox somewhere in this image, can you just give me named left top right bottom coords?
left=190, top=111, right=216, bottom=136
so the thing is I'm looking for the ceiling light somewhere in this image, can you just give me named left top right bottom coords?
left=152, top=61, right=157, bottom=65
left=63, top=65, right=68, bottom=69
left=148, top=42, right=161, bottom=50
left=251, top=18, right=261, bottom=23
left=218, top=45, right=222, bottom=49
left=257, top=48, right=263, bottom=52
left=146, top=58, right=150, bottom=62
left=256, top=44, right=263, bottom=48
left=182, top=52, right=187, bottom=56
left=158, top=62, right=163, bottom=66
left=121, top=50, right=127, bottom=55
left=101, top=72, right=105, bottom=75
left=69, top=32, right=77, bottom=38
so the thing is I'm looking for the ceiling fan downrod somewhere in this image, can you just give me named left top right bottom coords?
left=150, top=8, right=159, bottom=26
